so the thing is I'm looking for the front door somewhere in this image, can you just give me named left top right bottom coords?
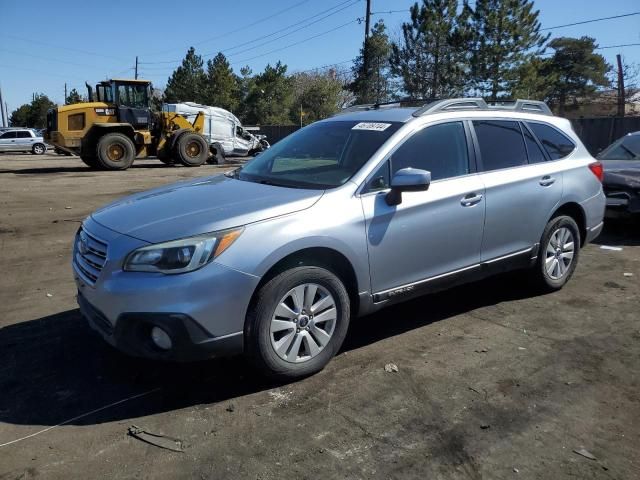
left=0, top=131, right=17, bottom=152
left=361, top=121, right=486, bottom=296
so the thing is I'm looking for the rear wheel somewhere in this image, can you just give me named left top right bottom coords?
left=531, top=215, right=580, bottom=291
left=245, top=266, right=350, bottom=379
left=96, top=133, right=136, bottom=170
left=174, top=133, right=208, bottom=167
left=32, top=143, right=46, bottom=155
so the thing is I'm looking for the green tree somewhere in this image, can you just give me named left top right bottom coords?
left=511, top=56, right=554, bottom=100
left=391, top=0, right=471, bottom=99
left=291, top=70, right=344, bottom=125
left=351, top=20, right=394, bottom=104
left=469, top=0, right=548, bottom=101
left=542, top=37, right=610, bottom=115
left=10, top=94, right=55, bottom=128
left=65, top=88, right=83, bottom=105
left=164, top=47, right=207, bottom=103
left=243, top=62, right=294, bottom=124
left=204, top=53, right=240, bottom=111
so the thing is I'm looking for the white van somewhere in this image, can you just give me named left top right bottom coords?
left=163, top=103, right=269, bottom=162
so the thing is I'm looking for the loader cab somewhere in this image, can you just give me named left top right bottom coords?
left=94, top=79, right=152, bottom=130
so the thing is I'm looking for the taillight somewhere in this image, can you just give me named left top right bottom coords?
left=588, top=161, right=604, bottom=182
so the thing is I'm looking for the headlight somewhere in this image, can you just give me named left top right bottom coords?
left=124, top=227, right=243, bottom=274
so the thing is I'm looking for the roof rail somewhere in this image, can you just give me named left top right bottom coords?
left=412, top=97, right=553, bottom=117
left=336, top=98, right=437, bottom=116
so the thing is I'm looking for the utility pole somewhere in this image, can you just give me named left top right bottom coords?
left=616, top=54, right=625, bottom=118
left=363, top=0, right=372, bottom=74
left=0, top=84, right=6, bottom=127
left=135, top=56, right=139, bottom=80
left=64, top=83, right=68, bottom=104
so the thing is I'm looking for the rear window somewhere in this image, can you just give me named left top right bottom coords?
left=598, top=135, right=640, bottom=160
left=528, top=122, right=575, bottom=160
left=473, top=120, right=528, bottom=171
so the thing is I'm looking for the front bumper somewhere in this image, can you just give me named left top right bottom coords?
left=74, top=217, right=260, bottom=361
left=78, top=293, right=243, bottom=361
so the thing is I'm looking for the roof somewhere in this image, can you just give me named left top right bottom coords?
left=326, top=107, right=419, bottom=123
left=106, top=79, right=152, bottom=84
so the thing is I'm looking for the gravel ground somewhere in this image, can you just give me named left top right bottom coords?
left=1, top=152, right=639, bottom=479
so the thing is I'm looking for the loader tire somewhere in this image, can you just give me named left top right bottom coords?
left=174, top=133, right=208, bottom=167
left=80, top=155, right=100, bottom=169
left=96, top=133, right=135, bottom=170
left=157, top=147, right=175, bottom=165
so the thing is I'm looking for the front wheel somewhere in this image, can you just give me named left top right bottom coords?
left=32, top=143, right=46, bottom=155
left=245, top=266, right=351, bottom=379
left=531, top=215, right=580, bottom=291
left=96, top=133, right=136, bottom=170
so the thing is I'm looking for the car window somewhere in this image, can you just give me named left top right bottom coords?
left=598, top=135, right=640, bottom=160
left=521, top=123, right=547, bottom=164
left=0, top=131, right=17, bottom=139
left=364, top=160, right=391, bottom=192
left=16, top=131, right=32, bottom=138
left=527, top=122, right=575, bottom=160
left=390, top=122, right=469, bottom=181
left=473, top=120, right=528, bottom=171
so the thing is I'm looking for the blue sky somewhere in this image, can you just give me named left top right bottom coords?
left=0, top=0, right=639, bottom=114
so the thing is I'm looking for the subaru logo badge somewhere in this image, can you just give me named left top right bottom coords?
left=78, top=232, right=89, bottom=255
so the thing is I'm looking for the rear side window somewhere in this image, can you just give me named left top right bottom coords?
left=16, top=131, right=32, bottom=138
left=527, top=122, right=575, bottom=160
left=391, top=122, right=469, bottom=181
left=521, top=123, right=547, bottom=164
left=473, top=120, right=527, bottom=171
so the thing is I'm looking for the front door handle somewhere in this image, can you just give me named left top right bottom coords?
left=539, top=175, right=556, bottom=187
left=461, top=193, right=483, bottom=207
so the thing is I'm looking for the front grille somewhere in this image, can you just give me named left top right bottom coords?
left=74, top=227, right=108, bottom=285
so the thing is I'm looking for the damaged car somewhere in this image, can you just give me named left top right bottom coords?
left=597, top=131, right=640, bottom=215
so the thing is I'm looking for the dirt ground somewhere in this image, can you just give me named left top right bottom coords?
left=0, top=152, right=639, bottom=480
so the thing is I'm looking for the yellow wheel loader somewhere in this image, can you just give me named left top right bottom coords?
left=45, top=79, right=209, bottom=170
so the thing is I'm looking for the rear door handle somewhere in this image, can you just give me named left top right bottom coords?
left=539, top=175, right=555, bottom=187
left=461, top=193, right=483, bottom=207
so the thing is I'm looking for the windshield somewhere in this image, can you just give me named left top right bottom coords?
left=238, top=120, right=401, bottom=188
left=598, top=135, right=640, bottom=160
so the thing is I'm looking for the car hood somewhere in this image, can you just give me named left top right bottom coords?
left=91, top=175, right=323, bottom=243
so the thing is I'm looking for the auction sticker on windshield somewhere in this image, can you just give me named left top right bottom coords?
left=352, top=122, right=392, bottom=131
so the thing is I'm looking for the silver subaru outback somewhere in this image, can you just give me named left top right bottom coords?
left=73, top=98, right=605, bottom=379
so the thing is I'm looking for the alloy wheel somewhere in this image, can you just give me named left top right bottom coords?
left=545, top=227, right=575, bottom=280
left=270, top=283, right=337, bottom=363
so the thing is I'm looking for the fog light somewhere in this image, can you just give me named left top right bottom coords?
left=150, top=326, right=172, bottom=350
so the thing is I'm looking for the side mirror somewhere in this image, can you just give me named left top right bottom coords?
left=386, top=168, right=431, bottom=206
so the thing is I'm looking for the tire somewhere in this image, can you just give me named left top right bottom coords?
left=32, top=143, right=46, bottom=155
left=210, top=143, right=226, bottom=164
left=80, top=155, right=100, bottom=168
left=157, top=146, right=175, bottom=165
left=174, top=133, right=208, bottom=167
left=531, top=215, right=581, bottom=291
left=96, top=133, right=136, bottom=170
left=245, top=266, right=351, bottom=379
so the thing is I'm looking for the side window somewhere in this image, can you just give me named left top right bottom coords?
left=16, top=131, right=32, bottom=138
left=527, top=122, right=575, bottom=160
left=0, top=131, right=16, bottom=139
left=521, top=123, right=547, bottom=164
left=391, top=122, right=469, bottom=181
left=473, top=120, right=527, bottom=171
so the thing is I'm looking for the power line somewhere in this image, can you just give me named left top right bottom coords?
left=139, top=0, right=313, bottom=57
left=139, top=0, right=360, bottom=65
left=229, top=19, right=359, bottom=66
left=540, top=11, right=640, bottom=31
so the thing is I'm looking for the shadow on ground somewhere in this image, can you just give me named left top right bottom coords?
left=593, top=216, right=640, bottom=247
left=0, top=219, right=636, bottom=430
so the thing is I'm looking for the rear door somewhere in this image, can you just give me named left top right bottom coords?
left=0, top=131, right=17, bottom=152
left=16, top=130, right=35, bottom=151
left=361, top=121, right=485, bottom=296
left=473, top=119, right=564, bottom=262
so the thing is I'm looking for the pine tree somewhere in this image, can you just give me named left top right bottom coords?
left=204, top=53, right=240, bottom=111
left=65, top=88, right=83, bottom=105
left=390, top=0, right=471, bottom=99
left=542, top=37, right=610, bottom=115
left=351, top=20, right=394, bottom=104
left=164, top=47, right=207, bottom=103
left=243, top=62, right=294, bottom=125
left=469, top=0, right=548, bottom=101
left=291, top=70, right=344, bottom=125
